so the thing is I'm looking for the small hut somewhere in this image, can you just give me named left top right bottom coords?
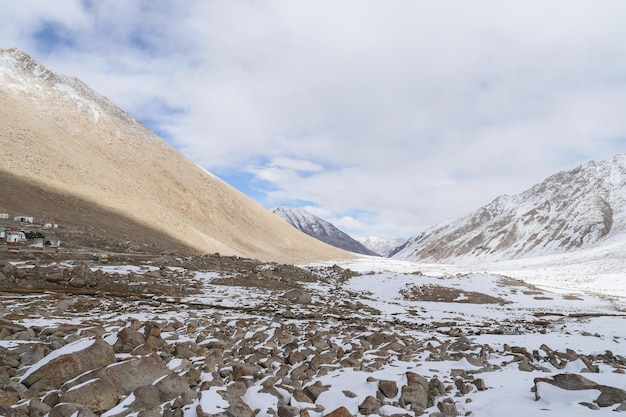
left=14, top=215, right=34, bottom=224
left=6, top=231, right=21, bottom=251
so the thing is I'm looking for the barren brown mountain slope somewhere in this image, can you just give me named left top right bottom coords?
left=0, top=48, right=351, bottom=263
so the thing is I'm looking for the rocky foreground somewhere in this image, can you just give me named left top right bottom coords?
left=1, top=254, right=626, bottom=416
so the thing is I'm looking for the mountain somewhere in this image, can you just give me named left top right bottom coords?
left=392, top=154, right=626, bottom=263
left=273, top=206, right=379, bottom=256
left=354, top=236, right=406, bottom=257
left=0, top=48, right=351, bottom=264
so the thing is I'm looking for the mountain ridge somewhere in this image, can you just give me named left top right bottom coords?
left=354, top=235, right=406, bottom=257
left=0, top=48, right=351, bottom=264
left=392, top=154, right=626, bottom=263
left=273, top=205, right=379, bottom=256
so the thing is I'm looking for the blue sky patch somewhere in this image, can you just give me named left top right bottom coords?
left=33, top=21, right=74, bottom=53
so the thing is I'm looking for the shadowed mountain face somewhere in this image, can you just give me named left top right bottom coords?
left=273, top=206, right=379, bottom=256
left=0, top=48, right=350, bottom=264
left=392, top=155, right=626, bottom=263
left=0, top=169, right=192, bottom=255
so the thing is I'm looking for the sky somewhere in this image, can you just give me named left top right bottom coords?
left=2, top=1, right=626, bottom=239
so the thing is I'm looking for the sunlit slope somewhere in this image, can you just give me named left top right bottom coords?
left=0, top=48, right=351, bottom=263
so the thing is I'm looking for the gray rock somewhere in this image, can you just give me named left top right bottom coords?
left=359, top=395, right=381, bottom=415
left=303, top=381, right=330, bottom=402
left=16, top=342, right=47, bottom=367
left=378, top=379, right=398, bottom=398
left=155, top=373, right=196, bottom=404
left=400, top=384, right=428, bottom=408
left=534, top=373, right=626, bottom=407
left=60, top=354, right=171, bottom=412
left=282, top=289, right=312, bottom=304
left=26, top=398, right=52, bottom=417
left=323, top=407, right=352, bottom=417
left=21, top=338, right=116, bottom=391
left=278, top=404, right=299, bottom=417
left=437, top=398, right=459, bottom=416
left=48, top=403, right=98, bottom=417
left=115, top=327, right=145, bottom=352
left=131, top=385, right=162, bottom=410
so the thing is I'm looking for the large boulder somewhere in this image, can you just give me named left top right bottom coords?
left=60, top=354, right=172, bottom=412
left=20, top=338, right=115, bottom=391
left=534, top=373, right=626, bottom=407
left=282, top=289, right=312, bottom=304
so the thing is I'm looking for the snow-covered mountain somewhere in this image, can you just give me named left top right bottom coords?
left=273, top=206, right=379, bottom=256
left=354, top=236, right=406, bottom=257
left=392, top=154, right=626, bottom=263
left=0, top=48, right=350, bottom=263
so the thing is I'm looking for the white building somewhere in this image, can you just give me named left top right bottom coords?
left=14, top=215, right=34, bottom=224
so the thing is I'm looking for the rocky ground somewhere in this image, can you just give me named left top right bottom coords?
left=1, top=253, right=626, bottom=417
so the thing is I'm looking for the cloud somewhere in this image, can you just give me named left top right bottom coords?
left=3, top=1, right=626, bottom=237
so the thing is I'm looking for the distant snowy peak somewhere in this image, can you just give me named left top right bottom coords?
left=354, top=236, right=406, bottom=257
left=392, top=154, right=626, bottom=263
left=273, top=206, right=379, bottom=256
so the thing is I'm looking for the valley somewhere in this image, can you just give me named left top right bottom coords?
left=2, top=46, right=626, bottom=417
left=2, top=250, right=626, bottom=416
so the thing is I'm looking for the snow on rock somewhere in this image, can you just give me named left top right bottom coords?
left=20, top=338, right=115, bottom=392
left=2, top=256, right=626, bottom=416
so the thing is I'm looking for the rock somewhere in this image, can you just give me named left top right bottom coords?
left=0, top=405, right=14, bottom=417
left=13, top=342, right=47, bottom=367
left=232, top=362, right=261, bottom=381
left=60, top=354, right=171, bottom=412
left=429, top=376, right=447, bottom=399
left=534, top=373, right=626, bottom=407
left=114, top=327, right=145, bottom=352
left=400, top=384, right=428, bottom=409
left=278, top=404, right=300, bottom=417
left=454, top=379, right=470, bottom=395
left=472, top=379, right=487, bottom=391
left=42, top=391, right=61, bottom=408
left=26, top=398, right=52, bottom=417
left=0, top=366, right=10, bottom=385
left=358, top=395, right=381, bottom=415
left=614, top=402, right=626, bottom=412
left=225, top=398, right=255, bottom=417
left=44, top=272, right=65, bottom=283
left=0, top=318, right=26, bottom=334
left=69, top=277, right=86, bottom=287
left=0, top=390, right=19, bottom=407
left=405, top=371, right=429, bottom=391
left=155, top=373, right=196, bottom=404
left=21, top=338, right=116, bottom=391
left=342, top=390, right=358, bottom=398
left=580, top=401, right=600, bottom=410
left=364, top=332, right=386, bottom=346
left=378, top=379, right=398, bottom=398
left=130, top=385, right=162, bottom=410
left=292, top=388, right=314, bottom=403
left=324, top=406, right=353, bottom=417
left=282, top=289, right=312, bottom=304
left=437, top=398, right=459, bottom=416
left=48, top=402, right=99, bottom=417
left=303, top=381, right=330, bottom=402
left=596, top=386, right=626, bottom=407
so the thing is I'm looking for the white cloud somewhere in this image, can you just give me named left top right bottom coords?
left=269, top=157, right=324, bottom=172
left=3, top=1, right=626, bottom=237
